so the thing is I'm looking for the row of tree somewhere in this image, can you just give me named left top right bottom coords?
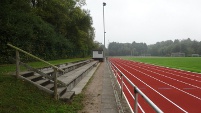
left=0, top=0, right=100, bottom=64
left=108, top=38, right=201, bottom=57
left=108, top=42, right=147, bottom=56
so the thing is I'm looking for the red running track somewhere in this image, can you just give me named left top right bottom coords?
left=109, top=58, right=201, bottom=113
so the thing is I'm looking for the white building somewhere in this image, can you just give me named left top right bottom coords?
left=92, top=49, right=104, bottom=62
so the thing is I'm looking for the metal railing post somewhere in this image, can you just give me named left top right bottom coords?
left=16, top=50, right=20, bottom=78
left=115, top=69, right=118, bottom=78
left=134, top=87, right=138, bottom=113
left=54, top=68, right=58, bottom=100
left=121, top=73, right=123, bottom=98
left=114, top=68, right=118, bottom=88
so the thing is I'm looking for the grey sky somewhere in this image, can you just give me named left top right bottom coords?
left=84, top=0, right=201, bottom=46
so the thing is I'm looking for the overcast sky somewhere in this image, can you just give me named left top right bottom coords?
left=83, top=0, right=201, bottom=46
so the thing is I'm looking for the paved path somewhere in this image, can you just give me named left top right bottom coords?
left=101, top=61, right=119, bottom=113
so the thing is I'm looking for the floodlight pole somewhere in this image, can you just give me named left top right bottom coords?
left=103, top=2, right=106, bottom=60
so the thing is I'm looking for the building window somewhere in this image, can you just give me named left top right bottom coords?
left=98, top=51, right=102, bottom=54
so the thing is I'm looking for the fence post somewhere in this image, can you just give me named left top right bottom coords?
left=121, top=73, right=123, bottom=98
left=54, top=68, right=58, bottom=100
left=115, top=69, right=118, bottom=78
left=134, top=87, right=138, bottom=113
left=16, top=50, right=20, bottom=78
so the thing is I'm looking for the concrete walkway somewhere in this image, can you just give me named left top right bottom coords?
left=101, top=61, right=119, bottom=113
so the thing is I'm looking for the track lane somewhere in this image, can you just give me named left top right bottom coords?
left=110, top=59, right=186, bottom=112
left=110, top=64, right=146, bottom=113
left=137, top=62, right=201, bottom=80
left=135, top=62, right=201, bottom=81
left=109, top=58, right=201, bottom=113
left=114, top=59, right=201, bottom=112
left=124, top=61, right=201, bottom=98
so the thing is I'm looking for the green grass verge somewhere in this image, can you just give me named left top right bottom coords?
left=0, top=58, right=90, bottom=113
left=123, top=57, right=201, bottom=73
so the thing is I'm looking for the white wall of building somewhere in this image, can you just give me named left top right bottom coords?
left=93, top=51, right=103, bottom=58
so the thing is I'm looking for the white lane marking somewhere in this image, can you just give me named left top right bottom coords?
left=134, top=61, right=201, bottom=79
left=113, top=62, right=188, bottom=113
left=134, top=63, right=201, bottom=83
left=110, top=64, right=145, bottom=113
left=120, top=62, right=201, bottom=101
left=158, top=88, right=172, bottom=90
left=183, top=88, right=196, bottom=90
left=127, top=62, right=201, bottom=90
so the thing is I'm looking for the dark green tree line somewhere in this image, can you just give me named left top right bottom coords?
left=0, top=0, right=98, bottom=64
left=108, top=42, right=148, bottom=56
left=148, top=38, right=201, bottom=56
left=108, top=38, right=201, bottom=57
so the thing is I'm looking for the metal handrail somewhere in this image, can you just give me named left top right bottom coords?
left=110, top=62, right=163, bottom=113
left=7, top=43, right=64, bottom=72
left=8, top=43, right=64, bottom=100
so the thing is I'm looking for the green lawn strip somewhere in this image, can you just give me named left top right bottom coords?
left=0, top=75, right=84, bottom=113
left=124, top=57, right=201, bottom=73
left=0, top=58, right=89, bottom=113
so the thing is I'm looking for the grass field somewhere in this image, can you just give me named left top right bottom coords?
left=0, top=58, right=89, bottom=113
left=123, top=57, right=201, bottom=73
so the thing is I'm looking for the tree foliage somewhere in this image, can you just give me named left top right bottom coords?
left=108, top=42, right=147, bottom=56
left=148, top=38, right=201, bottom=56
left=108, top=38, right=201, bottom=57
left=0, top=0, right=97, bottom=64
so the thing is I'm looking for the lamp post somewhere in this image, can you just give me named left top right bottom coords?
left=103, top=2, right=106, bottom=60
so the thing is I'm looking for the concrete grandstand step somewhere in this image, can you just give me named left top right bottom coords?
left=19, top=75, right=53, bottom=94
left=20, top=71, right=34, bottom=77
left=57, top=61, right=98, bottom=93
left=72, top=63, right=100, bottom=94
left=36, top=59, right=93, bottom=77
left=59, top=91, right=75, bottom=102
left=26, top=75, right=42, bottom=81
left=35, top=79, right=50, bottom=86
left=45, top=83, right=54, bottom=90
left=58, top=61, right=98, bottom=85
left=57, top=87, right=67, bottom=97
left=17, top=59, right=96, bottom=102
